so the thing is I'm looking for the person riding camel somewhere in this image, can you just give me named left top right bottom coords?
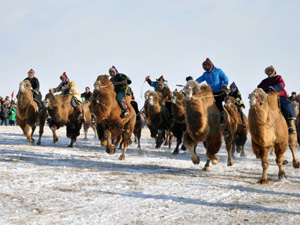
left=258, top=65, right=296, bottom=134
left=195, top=58, right=229, bottom=125
left=24, top=69, right=43, bottom=113
left=109, top=66, right=132, bottom=118
left=145, top=75, right=168, bottom=91
left=228, top=82, right=246, bottom=127
left=49, top=72, right=82, bottom=118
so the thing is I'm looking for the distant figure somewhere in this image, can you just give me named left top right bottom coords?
left=145, top=75, right=168, bottom=91
left=289, top=91, right=297, bottom=102
left=24, top=69, right=43, bottom=113
left=8, top=103, right=16, bottom=126
left=228, top=82, right=246, bottom=127
left=258, top=65, right=296, bottom=134
left=195, top=58, right=229, bottom=125
left=81, top=87, right=92, bottom=102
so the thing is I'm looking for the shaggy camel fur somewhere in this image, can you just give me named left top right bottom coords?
left=82, top=101, right=97, bottom=139
left=171, top=90, right=186, bottom=154
left=44, top=93, right=84, bottom=147
left=92, top=75, right=136, bottom=160
left=183, top=81, right=222, bottom=171
left=16, top=80, right=47, bottom=144
left=223, top=96, right=248, bottom=163
left=145, top=91, right=171, bottom=148
left=248, top=88, right=299, bottom=184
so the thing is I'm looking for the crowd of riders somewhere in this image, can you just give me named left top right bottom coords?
left=2, top=58, right=299, bottom=133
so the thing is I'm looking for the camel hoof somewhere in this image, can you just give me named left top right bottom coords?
left=119, top=155, right=125, bottom=160
left=191, top=157, right=200, bottom=165
left=36, top=141, right=41, bottom=146
left=106, top=145, right=116, bottom=155
left=53, top=138, right=58, bottom=144
left=236, top=146, right=242, bottom=153
left=172, top=149, right=179, bottom=155
left=181, top=145, right=186, bottom=151
left=283, top=160, right=288, bottom=165
left=227, top=159, right=233, bottom=166
left=212, top=157, right=220, bottom=165
left=240, top=151, right=246, bottom=157
left=68, top=143, right=73, bottom=148
left=278, top=172, right=286, bottom=180
left=257, top=178, right=269, bottom=184
left=202, top=166, right=210, bottom=171
left=293, top=160, right=300, bottom=169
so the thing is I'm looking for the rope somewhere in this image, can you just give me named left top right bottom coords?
left=140, top=80, right=146, bottom=100
left=254, top=106, right=282, bottom=128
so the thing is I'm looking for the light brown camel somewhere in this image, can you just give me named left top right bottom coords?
left=82, top=101, right=97, bottom=140
left=183, top=81, right=222, bottom=171
left=248, top=88, right=299, bottom=184
left=146, top=91, right=171, bottom=148
left=223, top=96, right=248, bottom=162
left=44, top=92, right=84, bottom=147
left=91, top=75, right=136, bottom=160
left=16, top=80, right=47, bottom=145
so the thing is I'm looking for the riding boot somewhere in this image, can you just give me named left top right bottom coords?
left=220, top=111, right=225, bottom=125
left=34, top=99, right=43, bottom=114
left=75, top=105, right=83, bottom=120
left=287, top=119, right=296, bottom=134
left=119, top=101, right=129, bottom=118
left=240, top=111, right=246, bottom=128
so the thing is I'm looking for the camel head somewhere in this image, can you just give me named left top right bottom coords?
left=184, top=80, right=201, bottom=100
left=172, top=90, right=184, bottom=104
left=144, top=90, right=152, bottom=100
left=224, top=96, right=236, bottom=107
left=94, top=75, right=113, bottom=91
left=43, top=92, right=55, bottom=108
left=148, top=91, right=159, bottom=106
left=19, top=80, right=32, bottom=94
left=248, top=88, right=268, bottom=106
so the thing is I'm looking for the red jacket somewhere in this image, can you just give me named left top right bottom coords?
left=257, top=75, right=288, bottom=98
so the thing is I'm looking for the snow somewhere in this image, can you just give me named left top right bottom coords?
left=0, top=125, right=300, bottom=225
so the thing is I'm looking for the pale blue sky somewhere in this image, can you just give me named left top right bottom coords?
left=1, top=0, right=299, bottom=109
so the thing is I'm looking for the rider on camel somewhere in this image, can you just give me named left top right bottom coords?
left=228, top=82, right=246, bottom=127
left=145, top=75, right=168, bottom=91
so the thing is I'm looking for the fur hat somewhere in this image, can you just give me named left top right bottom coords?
left=202, top=58, right=214, bottom=72
left=156, top=75, right=166, bottom=82
left=265, top=65, right=276, bottom=76
left=109, top=66, right=118, bottom=75
left=186, top=76, right=193, bottom=82
left=28, top=68, right=35, bottom=74
left=292, top=91, right=297, bottom=95
left=60, top=72, right=68, bottom=81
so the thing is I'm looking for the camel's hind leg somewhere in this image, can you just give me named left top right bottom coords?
left=24, top=124, right=34, bottom=143
left=119, top=128, right=133, bottom=160
left=105, top=130, right=116, bottom=155
left=274, top=143, right=286, bottom=180
left=37, top=116, right=46, bottom=145
left=51, top=125, right=59, bottom=144
left=288, top=133, right=300, bottom=168
left=203, top=132, right=222, bottom=170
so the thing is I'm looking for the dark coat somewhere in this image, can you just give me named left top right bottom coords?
left=257, top=75, right=288, bottom=98
left=24, top=77, right=40, bottom=91
left=110, top=73, right=132, bottom=95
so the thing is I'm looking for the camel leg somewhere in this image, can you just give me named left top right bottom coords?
left=137, top=130, right=141, bottom=149
left=105, top=130, right=116, bottom=155
left=51, top=125, right=59, bottom=144
left=84, top=125, right=88, bottom=140
left=92, top=124, right=97, bottom=138
left=288, top=133, right=300, bottom=168
left=258, top=147, right=270, bottom=184
left=203, top=159, right=211, bottom=171
left=274, top=143, right=286, bottom=180
left=37, top=116, right=46, bottom=145
left=31, top=124, right=36, bottom=142
left=168, top=132, right=173, bottom=149
left=119, top=129, right=132, bottom=160
left=68, top=138, right=76, bottom=148
left=187, top=144, right=200, bottom=165
left=224, top=134, right=234, bottom=166
left=172, top=139, right=182, bottom=155
left=24, top=124, right=34, bottom=143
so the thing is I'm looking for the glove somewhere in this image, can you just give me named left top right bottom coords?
left=33, top=89, right=39, bottom=95
left=145, top=76, right=150, bottom=81
left=266, top=86, right=276, bottom=93
left=222, top=84, right=228, bottom=91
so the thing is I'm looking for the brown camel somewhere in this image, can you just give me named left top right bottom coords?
left=248, top=88, right=299, bottom=184
left=171, top=90, right=186, bottom=154
left=223, top=96, right=248, bottom=164
left=91, top=75, right=136, bottom=160
left=82, top=101, right=97, bottom=140
left=44, top=92, right=84, bottom=147
left=16, top=80, right=47, bottom=145
left=145, top=91, right=171, bottom=148
left=183, top=81, right=222, bottom=171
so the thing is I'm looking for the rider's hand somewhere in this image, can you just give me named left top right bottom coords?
left=49, top=88, right=54, bottom=94
left=145, top=76, right=150, bottom=80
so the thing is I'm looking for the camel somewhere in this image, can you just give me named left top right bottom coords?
left=145, top=91, right=171, bottom=148
left=91, top=75, right=136, bottom=160
left=171, top=90, right=186, bottom=154
left=44, top=92, right=84, bottom=147
left=133, top=113, right=142, bottom=149
left=16, top=80, right=47, bottom=144
left=223, top=96, right=248, bottom=163
left=82, top=101, right=97, bottom=139
left=183, top=81, right=222, bottom=171
left=248, top=88, right=299, bottom=184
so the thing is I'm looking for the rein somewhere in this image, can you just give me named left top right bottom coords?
left=253, top=106, right=282, bottom=128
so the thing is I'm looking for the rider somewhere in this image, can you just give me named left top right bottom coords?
left=258, top=65, right=296, bottom=134
left=24, top=69, right=43, bottom=113
left=109, top=66, right=132, bottom=118
left=81, top=87, right=92, bottom=102
left=49, top=72, right=82, bottom=118
left=195, top=58, right=229, bottom=125
left=228, top=82, right=246, bottom=127
left=145, top=75, right=168, bottom=91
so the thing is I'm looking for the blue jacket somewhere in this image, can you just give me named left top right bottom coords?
left=195, top=68, right=229, bottom=92
left=151, top=81, right=168, bottom=91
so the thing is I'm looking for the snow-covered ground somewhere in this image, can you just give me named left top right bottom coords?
left=0, top=125, right=300, bottom=225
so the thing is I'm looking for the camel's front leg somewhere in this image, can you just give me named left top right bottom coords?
left=25, top=124, right=34, bottom=143
left=37, top=116, right=46, bottom=145
left=51, top=125, right=59, bottom=144
left=258, top=147, right=270, bottom=184
left=119, top=129, right=132, bottom=160
left=105, top=130, right=116, bottom=155
left=288, top=133, right=300, bottom=168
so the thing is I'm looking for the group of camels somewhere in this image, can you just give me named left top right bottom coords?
left=16, top=76, right=300, bottom=184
